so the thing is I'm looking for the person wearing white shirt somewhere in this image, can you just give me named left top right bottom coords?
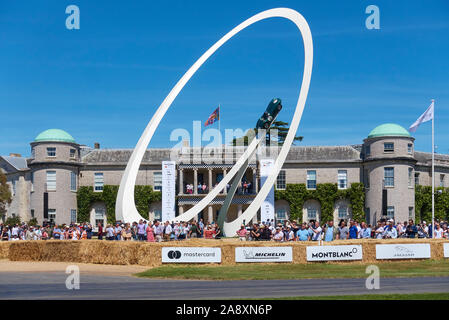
left=163, top=221, right=172, bottom=242
left=434, top=223, right=443, bottom=239
left=356, top=222, right=362, bottom=239
left=384, top=221, right=397, bottom=239
left=310, top=221, right=322, bottom=241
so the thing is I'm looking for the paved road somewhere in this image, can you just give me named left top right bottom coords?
left=1, top=272, right=449, bottom=299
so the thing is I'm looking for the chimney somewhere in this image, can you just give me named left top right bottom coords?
left=94, top=142, right=100, bottom=149
left=9, top=153, right=21, bottom=157
left=182, top=139, right=190, bottom=148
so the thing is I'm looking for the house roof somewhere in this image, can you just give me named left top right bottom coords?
left=368, top=123, right=411, bottom=139
left=0, top=156, right=29, bottom=171
left=34, top=129, right=76, bottom=143
left=81, top=145, right=361, bottom=165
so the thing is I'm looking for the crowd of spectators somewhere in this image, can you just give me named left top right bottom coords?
left=1, top=217, right=448, bottom=242
left=0, top=218, right=222, bottom=242
left=236, top=218, right=449, bottom=241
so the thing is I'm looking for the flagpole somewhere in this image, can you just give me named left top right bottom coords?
left=432, top=99, right=435, bottom=239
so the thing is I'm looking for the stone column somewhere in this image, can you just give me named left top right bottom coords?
left=193, top=168, right=198, bottom=195
left=208, top=206, right=213, bottom=223
left=223, top=168, right=227, bottom=194
left=252, top=211, right=258, bottom=224
left=178, top=205, right=184, bottom=216
left=237, top=204, right=243, bottom=217
left=178, top=168, right=184, bottom=195
left=252, top=168, right=257, bottom=194
left=208, top=168, right=212, bottom=193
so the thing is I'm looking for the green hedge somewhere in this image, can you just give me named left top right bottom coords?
left=415, top=185, right=449, bottom=222
left=275, top=183, right=365, bottom=223
left=77, top=185, right=161, bottom=224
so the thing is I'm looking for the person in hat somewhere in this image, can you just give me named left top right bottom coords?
left=273, top=227, right=283, bottom=241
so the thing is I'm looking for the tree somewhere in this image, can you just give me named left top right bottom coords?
left=230, top=120, right=303, bottom=146
left=0, top=171, right=12, bottom=220
left=269, top=120, right=303, bottom=146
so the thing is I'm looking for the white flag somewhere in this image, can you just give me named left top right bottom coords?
left=409, top=100, right=434, bottom=133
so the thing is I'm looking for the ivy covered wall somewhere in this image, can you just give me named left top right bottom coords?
left=275, top=183, right=365, bottom=223
left=415, top=185, right=449, bottom=222
left=77, top=185, right=161, bottom=223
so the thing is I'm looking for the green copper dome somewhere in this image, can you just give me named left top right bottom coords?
left=368, top=123, right=411, bottom=139
left=34, top=129, right=76, bottom=143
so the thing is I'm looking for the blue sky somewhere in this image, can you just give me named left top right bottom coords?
left=1, top=0, right=448, bottom=156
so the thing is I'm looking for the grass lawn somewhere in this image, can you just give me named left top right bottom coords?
left=255, top=292, right=449, bottom=300
left=136, top=259, right=449, bottom=280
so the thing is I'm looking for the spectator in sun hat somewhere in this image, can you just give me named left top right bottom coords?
left=273, top=227, right=283, bottom=241
left=384, top=219, right=398, bottom=239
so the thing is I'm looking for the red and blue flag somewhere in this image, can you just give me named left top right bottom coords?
left=204, top=107, right=220, bottom=127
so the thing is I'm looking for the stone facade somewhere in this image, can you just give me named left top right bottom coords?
left=2, top=124, right=449, bottom=226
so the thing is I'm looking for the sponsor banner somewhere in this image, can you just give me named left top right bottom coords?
left=444, top=243, right=449, bottom=258
left=162, top=161, right=176, bottom=222
left=162, top=247, right=221, bottom=263
left=259, top=159, right=275, bottom=223
left=306, top=245, right=363, bottom=261
left=376, top=243, right=431, bottom=260
left=235, top=247, right=292, bottom=263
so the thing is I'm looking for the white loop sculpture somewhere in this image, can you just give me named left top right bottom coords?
left=115, top=7, right=313, bottom=237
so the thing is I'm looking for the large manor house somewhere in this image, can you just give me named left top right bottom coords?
left=1, top=124, right=448, bottom=228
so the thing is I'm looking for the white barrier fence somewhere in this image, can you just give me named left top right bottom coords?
left=375, top=244, right=431, bottom=260
left=159, top=243, right=447, bottom=263
left=306, top=245, right=363, bottom=261
left=235, top=247, right=293, bottom=263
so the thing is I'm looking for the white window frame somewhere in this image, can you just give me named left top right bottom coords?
left=307, top=170, right=316, bottom=190
left=338, top=206, right=348, bottom=220
left=407, top=143, right=413, bottom=154
left=408, top=168, right=413, bottom=187
left=70, top=171, right=77, bottom=192
left=46, top=171, right=56, bottom=191
left=94, top=172, right=104, bottom=192
left=48, top=209, right=56, bottom=223
left=384, top=143, right=394, bottom=153
left=276, top=170, right=286, bottom=190
left=70, top=149, right=76, bottom=159
left=153, top=172, right=162, bottom=191
left=276, top=209, right=287, bottom=223
left=386, top=206, right=395, bottom=220
left=30, top=172, right=34, bottom=192
left=415, top=172, right=420, bottom=185
left=154, top=209, right=162, bottom=221
left=337, top=170, right=347, bottom=190
left=307, top=207, right=317, bottom=221
left=47, top=147, right=56, bottom=157
left=384, top=167, right=394, bottom=187
left=70, top=209, right=77, bottom=223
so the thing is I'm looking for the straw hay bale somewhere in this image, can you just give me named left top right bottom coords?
left=41, top=241, right=82, bottom=262
left=2, top=238, right=448, bottom=266
left=9, top=241, right=44, bottom=261
left=0, top=242, right=10, bottom=259
left=79, top=241, right=143, bottom=265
